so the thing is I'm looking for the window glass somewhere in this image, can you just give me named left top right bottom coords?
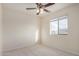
left=59, top=16, right=68, bottom=34
left=50, top=18, right=58, bottom=35
left=50, top=16, right=68, bottom=35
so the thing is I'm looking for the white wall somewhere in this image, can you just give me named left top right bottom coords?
left=41, top=4, right=79, bottom=55
left=2, top=3, right=79, bottom=55
left=2, top=5, right=39, bottom=51
left=0, top=4, right=2, bottom=55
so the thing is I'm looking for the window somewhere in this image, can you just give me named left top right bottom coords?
left=50, top=16, right=68, bottom=35
left=50, top=18, right=58, bottom=35
left=59, top=16, right=68, bottom=34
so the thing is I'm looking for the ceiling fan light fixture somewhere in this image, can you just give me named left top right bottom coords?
left=40, top=8, right=44, bottom=14
left=26, top=3, right=55, bottom=15
left=36, top=8, right=39, bottom=13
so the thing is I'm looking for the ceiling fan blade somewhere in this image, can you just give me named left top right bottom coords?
left=44, top=3, right=55, bottom=7
left=36, top=3, right=39, bottom=5
left=44, top=9, right=50, bottom=12
left=26, top=8, right=36, bottom=10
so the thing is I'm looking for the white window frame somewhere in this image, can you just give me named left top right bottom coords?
left=50, top=18, right=58, bottom=35
left=58, top=16, right=68, bottom=35
left=50, top=16, right=68, bottom=35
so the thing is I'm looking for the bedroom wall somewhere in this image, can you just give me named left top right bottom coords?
left=0, top=4, right=2, bottom=55
left=41, top=4, right=79, bottom=55
left=2, top=5, right=39, bottom=51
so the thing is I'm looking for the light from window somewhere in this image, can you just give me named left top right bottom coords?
left=50, top=16, right=68, bottom=35
left=59, top=16, right=68, bottom=34
left=50, top=18, right=58, bottom=35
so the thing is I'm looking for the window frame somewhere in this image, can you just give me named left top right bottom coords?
left=50, top=18, right=58, bottom=35
left=58, top=16, right=68, bottom=35
left=50, top=15, right=68, bottom=35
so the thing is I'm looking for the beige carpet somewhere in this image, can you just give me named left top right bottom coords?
left=3, top=44, right=76, bottom=56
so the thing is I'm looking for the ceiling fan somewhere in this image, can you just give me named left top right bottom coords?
left=26, top=3, right=55, bottom=15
